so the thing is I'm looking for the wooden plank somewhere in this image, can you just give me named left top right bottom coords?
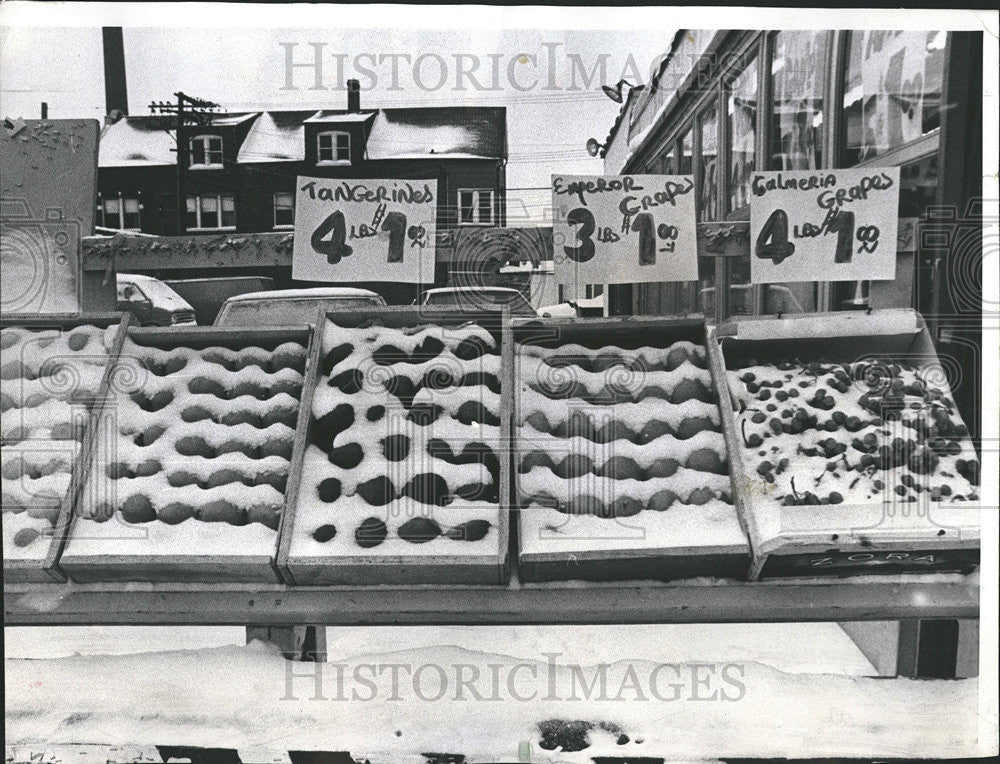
left=280, top=306, right=511, bottom=586
left=3, top=575, right=979, bottom=626
left=712, top=308, right=981, bottom=579
left=56, top=323, right=315, bottom=583
left=1, top=312, right=131, bottom=583
left=511, top=315, right=751, bottom=582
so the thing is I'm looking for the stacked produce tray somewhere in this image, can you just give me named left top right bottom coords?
left=710, top=309, right=981, bottom=579
left=58, top=325, right=315, bottom=582
left=279, top=307, right=511, bottom=585
left=512, top=316, right=750, bottom=582
left=1, top=313, right=131, bottom=582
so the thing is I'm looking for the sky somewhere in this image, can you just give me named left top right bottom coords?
left=0, top=22, right=670, bottom=224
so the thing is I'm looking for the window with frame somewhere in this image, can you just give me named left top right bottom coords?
left=678, top=128, right=693, bottom=175
left=841, top=30, right=945, bottom=166
left=770, top=30, right=828, bottom=171
left=317, top=131, right=351, bottom=163
left=185, top=195, right=236, bottom=230
left=458, top=189, right=495, bottom=225
left=190, top=135, right=223, bottom=167
left=697, top=103, right=719, bottom=222
left=727, top=54, right=758, bottom=212
left=273, top=192, right=294, bottom=228
left=98, top=194, right=141, bottom=230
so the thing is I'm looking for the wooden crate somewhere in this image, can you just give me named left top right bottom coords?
left=709, top=308, right=981, bottom=580
left=1, top=312, right=131, bottom=583
left=511, top=316, right=751, bottom=583
left=57, top=324, right=316, bottom=583
left=278, top=306, right=511, bottom=585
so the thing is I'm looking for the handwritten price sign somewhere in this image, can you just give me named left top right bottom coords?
left=292, top=176, right=436, bottom=283
left=750, top=167, right=900, bottom=284
left=551, top=174, right=698, bottom=286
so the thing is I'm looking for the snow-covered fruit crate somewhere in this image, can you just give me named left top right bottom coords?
left=57, top=324, right=315, bottom=582
left=278, top=306, right=511, bottom=585
left=1, top=313, right=132, bottom=582
left=512, top=316, right=751, bottom=583
left=710, top=308, right=981, bottom=580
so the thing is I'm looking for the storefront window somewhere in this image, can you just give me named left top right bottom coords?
left=678, top=129, right=693, bottom=175
left=697, top=257, right=716, bottom=316
left=661, top=147, right=676, bottom=174
left=841, top=31, right=945, bottom=166
left=727, top=56, right=758, bottom=212
left=698, top=105, right=719, bottom=221
left=770, top=31, right=827, bottom=170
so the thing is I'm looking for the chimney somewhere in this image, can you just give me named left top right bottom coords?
left=347, top=79, right=360, bottom=113
left=102, top=27, right=129, bottom=119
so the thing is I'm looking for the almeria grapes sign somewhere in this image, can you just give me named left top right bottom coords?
left=551, top=174, right=699, bottom=286
left=292, top=176, right=437, bottom=283
left=750, top=167, right=900, bottom=285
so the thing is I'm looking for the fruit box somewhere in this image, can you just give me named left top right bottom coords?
left=511, top=316, right=751, bottom=583
left=2, top=312, right=132, bottom=583
left=709, top=308, right=981, bottom=580
left=278, top=306, right=512, bottom=586
left=57, top=324, right=316, bottom=583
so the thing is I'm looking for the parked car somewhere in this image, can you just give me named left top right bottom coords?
left=164, top=276, right=275, bottom=325
left=214, top=287, right=387, bottom=326
left=415, top=287, right=538, bottom=316
left=116, top=273, right=196, bottom=326
left=536, top=296, right=605, bottom=318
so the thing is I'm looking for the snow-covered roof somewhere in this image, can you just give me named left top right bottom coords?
left=99, top=113, right=259, bottom=167
left=99, top=115, right=177, bottom=167
left=225, top=287, right=382, bottom=301
left=101, top=107, right=506, bottom=166
left=236, top=110, right=313, bottom=163
left=303, top=110, right=377, bottom=123
left=366, top=107, right=506, bottom=160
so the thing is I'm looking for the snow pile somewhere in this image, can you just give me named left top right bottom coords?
left=516, top=337, right=746, bottom=558
left=4, top=642, right=980, bottom=759
left=62, top=336, right=307, bottom=558
left=1, top=324, right=115, bottom=561
left=291, top=318, right=503, bottom=558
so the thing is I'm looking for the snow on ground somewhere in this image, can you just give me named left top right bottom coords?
left=5, top=640, right=977, bottom=759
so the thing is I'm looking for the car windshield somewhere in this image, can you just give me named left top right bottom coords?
left=217, top=297, right=380, bottom=326
left=423, top=290, right=535, bottom=315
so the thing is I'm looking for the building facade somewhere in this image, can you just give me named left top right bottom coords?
left=96, top=85, right=507, bottom=290
left=601, top=28, right=983, bottom=440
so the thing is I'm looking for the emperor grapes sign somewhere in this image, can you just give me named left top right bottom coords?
left=551, top=174, right=698, bottom=286
left=292, top=176, right=437, bottom=283
left=750, top=167, right=900, bottom=284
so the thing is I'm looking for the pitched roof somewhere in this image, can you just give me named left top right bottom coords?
left=100, top=106, right=507, bottom=167
left=366, top=107, right=506, bottom=160
left=99, top=113, right=258, bottom=167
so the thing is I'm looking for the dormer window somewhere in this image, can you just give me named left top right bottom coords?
left=317, top=130, right=350, bottom=164
left=190, top=135, right=223, bottom=168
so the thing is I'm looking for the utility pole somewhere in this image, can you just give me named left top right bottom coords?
left=149, top=92, right=221, bottom=234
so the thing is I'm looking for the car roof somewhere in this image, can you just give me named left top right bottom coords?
left=421, top=287, right=524, bottom=296
left=225, top=287, right=383, bottom=302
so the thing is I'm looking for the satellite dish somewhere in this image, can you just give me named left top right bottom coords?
left=586, top=137, right=603, bottom=157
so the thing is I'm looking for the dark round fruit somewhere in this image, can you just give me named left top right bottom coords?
left=329, top=369, right=363, bottom=394
left=366, top=405, right=386, bottom=422
left=751, top=412, right=766, bottom=424
left=357, top=476, right=395, bottom=505
left=312, top=524, right=337, bottom=542
left=398, top=516, right=442, bottom=543
left=402, top=472, right=451, bottom=506
left=121, top=494, right=156, bottom=524
left=317, top=477, right=342, bottom=503
left=14, top=527, right=40, bottom=547
left=381, top=434, right=411, bottom=462
left=355, top=517, right=388, bottom=548
left=329, top=442, right=364, bottom=469
left=444, top=519, right=492, bottom=541
left=322, top=343, right=354, bottom=375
